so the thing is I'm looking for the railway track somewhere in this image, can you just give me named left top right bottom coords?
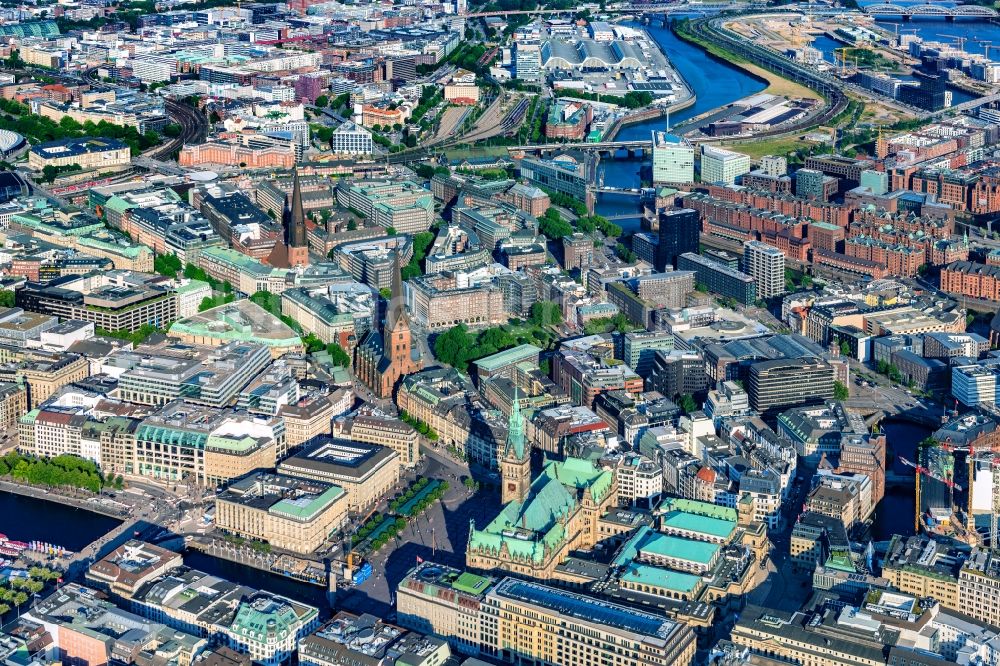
left=144, top=99, right=209, bottom=162
left=683, top=14, right=850, bottom=141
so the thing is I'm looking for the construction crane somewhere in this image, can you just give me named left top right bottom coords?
left=939, top=34, right=967, bottom=53
left=980, top=40, right=994, bottom=60
left=900, top=456, right=963, bottom=491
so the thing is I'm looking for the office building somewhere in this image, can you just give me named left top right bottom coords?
left=563, top=232, right=594, bottom=271
left=124, top=565, right=320, bottom=666
left=860, top=169, right=888, bottom=195
left=677, top=252, right=756, bottom=306
left=652, top=131, right=694, bottom=184
left=299, top=612, right=451, bottom=666
left=19, top=583, right=207, bottom=666
left=743, top=240, right=785, bottom=300
left=86, top=540, right=184, bottom=600
left=278, top=437, right=401, bottom=514
left=28, top=137, right=131, bottom=172
left=748, top=357, right=836, bottom=414
left=795, top=167, right=837, bottom=201
left=334, top=413, right=420, bottom=468
left=657, top=208, right=700, bottom=271
left=328, top=121, right=373, bottom=155
left=759, top=155, right=787, bottom=177
left=116, top=341, right=271, bottom=408
left=514, top=42, right=542, bottom=81
left=700, top=145, right=750, bottom=185
left=134, top=402, right=284, bottom=486
left=622, top=330, right=675, bottom=377
left=215, top=472, right=349, bottom=554
left=396, top=562, right=696, bottom=666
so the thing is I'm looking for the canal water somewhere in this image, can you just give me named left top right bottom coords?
left=183, top=549, right=331, bottom=611
left=871, top=418, right=932, bottom=541
left=0, top=491, right=122, bottom=552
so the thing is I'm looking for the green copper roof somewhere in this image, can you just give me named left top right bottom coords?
left=474, top=344, right=542, bottom=372
left=230, top=598, right=312, bottom=643
left=505, top=387, right=527, bottom=461
left=621, top=562, right=701, bottom=593
left=639, top=532, right=719, bottom=564
left=469, top=457, right=610, bottom=564
left=270, top=485, right=345, bottom=520
left=661, top=510, right=736, bottom=540
left=825, top=551, right=856, bottom=572
left=663, top=498, right=738, bottom=522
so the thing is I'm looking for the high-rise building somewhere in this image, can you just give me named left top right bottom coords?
left=514, top=42, right=541, bottom=81
left=657, top=208, right=700, bottom=271
left=743, top=240, right=785, bottom=300
left=860, top=169, right=888, bottom=195
left=562, top=232, right=594, bottom=271
left=651, top=131, right=694, bottom=184
left=838, top=432, right=886, bottom=505
left=622, top=330, right=675, bottom=377
left=795, top=167, right=835, bottom=201
left=699, top=145, right=750, bottom=185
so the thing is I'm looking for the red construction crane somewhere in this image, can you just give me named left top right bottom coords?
left=900, top=456, right=963, bottom=490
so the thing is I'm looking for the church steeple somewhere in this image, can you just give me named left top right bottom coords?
left=288, top=169, right=307, bottom=249
left=385, top=251, right=407, bottom=334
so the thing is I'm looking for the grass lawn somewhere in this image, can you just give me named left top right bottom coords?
left=739, top=62, right=822, bottom=101
left=722, top=136, right=820, bottom=160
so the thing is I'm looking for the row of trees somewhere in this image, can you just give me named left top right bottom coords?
left=0, top=98, right=160, bottom=156
left=0, top=452, right=114, bottom=493
left=399, top=410, right=439, bottom=441
left=388, top=477, right=431, bottom=514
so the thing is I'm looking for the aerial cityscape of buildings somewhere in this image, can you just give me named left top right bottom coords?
left=3, top=0, right=1000, bottom=665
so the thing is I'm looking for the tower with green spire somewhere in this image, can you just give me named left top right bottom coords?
left=501, top=389, right=531, bottom=504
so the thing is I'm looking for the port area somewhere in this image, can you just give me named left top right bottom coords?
left=532, top=21, right=693, bottom=141
left=726, top=11, right=1000, bottom=105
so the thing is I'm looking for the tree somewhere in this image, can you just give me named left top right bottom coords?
left=326, top=342, right=351, bottom=367
left=678, top=393, right=698, bottom=414
left=301, top=333, right=325, bottom=353
left=315, top=95, right=329, bottom=108
left=347, top=220, right=358, bottom=231
left=154, top=253, right=182, bottom=278
left=833, top=381, right=849, bottom=401
left=530, top=301, right=562, bottom=328
left=41, top=164, right=58, bottom=183
left=0, top=290, right=14, bottom=308
left=839, top=340, right=851, bottom=358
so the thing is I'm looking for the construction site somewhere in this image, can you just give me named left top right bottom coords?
left=910, top=413, right=1000, bottom=548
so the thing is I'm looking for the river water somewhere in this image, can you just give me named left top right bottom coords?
left=597, top=18, right=768, bottom=228
left=598, top=15, right=1000, bottom=228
